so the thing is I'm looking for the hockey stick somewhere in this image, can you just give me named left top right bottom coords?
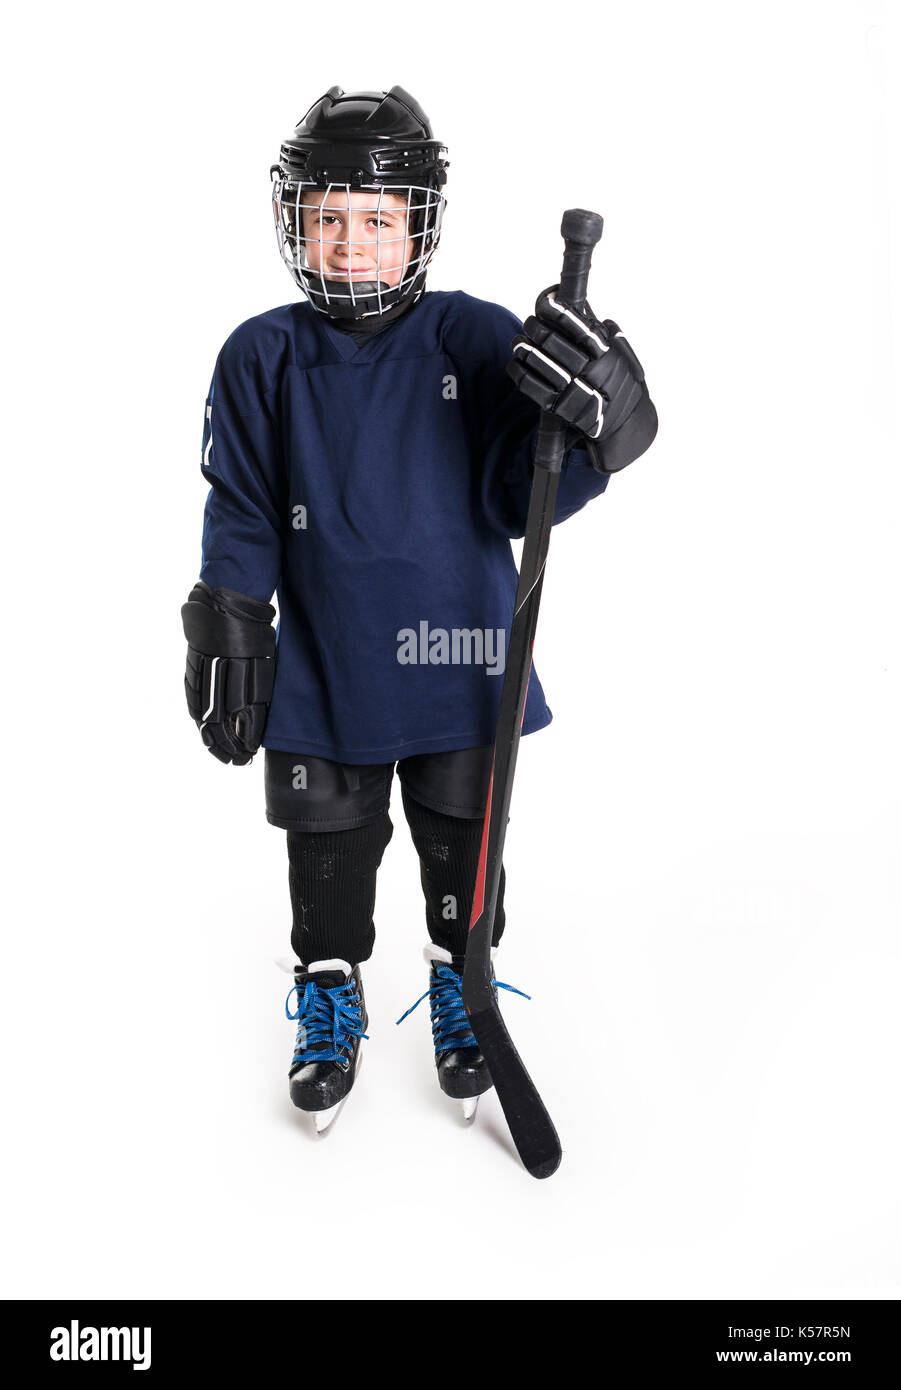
left=462, top=208, right=604, bottom=1179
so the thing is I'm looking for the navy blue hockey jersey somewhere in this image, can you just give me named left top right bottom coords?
left=198, top=290, right=610, bottom=763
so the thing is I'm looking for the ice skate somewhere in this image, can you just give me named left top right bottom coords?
left=396, top=944, right=529, bottom=1124
left=285, top=960, right=368, bottom=1135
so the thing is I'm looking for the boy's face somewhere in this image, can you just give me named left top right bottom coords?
left=300, top=189, right=415, bottom=287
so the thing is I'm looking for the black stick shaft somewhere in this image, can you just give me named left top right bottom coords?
left=462, top=209, right=603, bottom=1179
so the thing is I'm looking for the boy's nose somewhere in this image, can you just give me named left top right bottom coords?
left=333, top=235, right=371, bottom=256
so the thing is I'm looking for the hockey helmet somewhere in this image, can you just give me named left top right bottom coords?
left=271, top=85, right=449, bottom=321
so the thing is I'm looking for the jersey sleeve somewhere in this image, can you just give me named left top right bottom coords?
left=444, top=294, right=610, bottom=539
left=197, top=333, right=285, bottom=602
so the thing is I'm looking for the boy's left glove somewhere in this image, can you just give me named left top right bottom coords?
left=507, top=286, right=648, bottom=469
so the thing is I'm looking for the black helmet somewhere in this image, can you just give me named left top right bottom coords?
left=271, top=85, right=449, bottom=322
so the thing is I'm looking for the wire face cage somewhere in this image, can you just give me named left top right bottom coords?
left=271, top=176, right=446, bottom=320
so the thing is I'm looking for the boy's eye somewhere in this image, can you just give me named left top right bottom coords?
left=298, top=210, right=404, bottom=234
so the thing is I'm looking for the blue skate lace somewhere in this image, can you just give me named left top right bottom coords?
left=395, top=963, right=530, bottom=1054
left=285, top=977, right=368, bottom=1066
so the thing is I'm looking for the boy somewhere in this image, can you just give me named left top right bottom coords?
left=182, top=85, right=657, bottom=1132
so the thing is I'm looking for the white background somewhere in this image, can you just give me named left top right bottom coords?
left=3, top=0, right=898, bottom=1300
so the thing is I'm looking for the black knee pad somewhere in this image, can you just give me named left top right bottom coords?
left=401, top=786, right=505, bottom=955
left=287, top=813, right=393, bottom=966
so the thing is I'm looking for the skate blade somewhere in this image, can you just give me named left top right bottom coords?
left=313, top=1100, right=345, bottom=1135
left=310, top=1051, right=364, bottom=1138
left=460, top=1096, right=479, bottom=1125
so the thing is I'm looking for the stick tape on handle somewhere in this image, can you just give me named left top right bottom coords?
left=532, top=209, right=604, bottom=473
left=558, top=208, right=604, bottom=313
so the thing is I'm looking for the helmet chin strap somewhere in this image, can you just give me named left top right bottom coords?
left=314, top=277, right=392, bottom=320
left=307, top=268, right=427, bottom=324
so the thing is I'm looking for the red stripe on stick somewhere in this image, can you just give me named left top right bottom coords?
left=468, top=760, right=494, bottom=930
left=519, top=655, right=533, bottom=731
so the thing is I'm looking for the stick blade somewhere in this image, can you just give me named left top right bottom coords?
left=469, top=1004, right=562, bottom=1179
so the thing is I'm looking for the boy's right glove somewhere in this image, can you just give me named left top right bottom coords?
left=181, top=581, right=277, bottom=765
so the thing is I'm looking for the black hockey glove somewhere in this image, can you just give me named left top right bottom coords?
left=181, top=581, right=277, bottom=766
left=507, top=286, right=648, bottom=472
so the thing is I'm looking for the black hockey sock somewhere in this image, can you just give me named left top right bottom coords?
left=287, top=814, right=393, bottom=966
left=401, top=786, right=505, bottom=957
